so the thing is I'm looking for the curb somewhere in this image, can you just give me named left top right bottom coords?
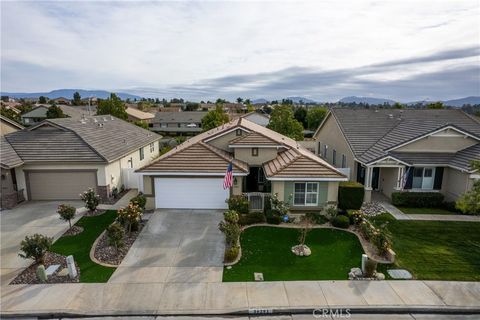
left=89, top=230, right=118, bottom=268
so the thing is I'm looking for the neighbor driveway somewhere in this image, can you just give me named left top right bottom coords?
left=108, top=209, right=225, bottom=284
left=0, top=201, right=83, bottom=286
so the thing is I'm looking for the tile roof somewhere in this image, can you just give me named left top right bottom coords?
left=126, top=107, right=155, bottom=120
left=327, top=108, right=480, bottom=166
left=139, top=117, right=345, bottom=179
left=0, top=136, right=23, bottom=169
left=229, top=131, right=281, bottom=146
left=5, top=116, right=161, bottom=164
left=153, top=111, right=206, bottom=123
left=0, top=115, right=24, bottom=130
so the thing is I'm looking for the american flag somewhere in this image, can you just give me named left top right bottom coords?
left=223, top=163, right=234, bottom=189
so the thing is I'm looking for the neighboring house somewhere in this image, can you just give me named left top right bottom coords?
left=1, top=136, right=25, bottom=209
left=1, top=116, right=161, bottom=206
left=241, top=112, right=270, bottom=127
left=313, top=108, right=480, bottom=202
left=21, top=105, right=95, bottom=125
left=137, top=118, right=346, bottom=210
left=126, top=107, right=155, bottom=123
left=51, top=97, right=71, bottom=105
left=151, top=111, right=207, bottom=136
left=0, top=116, right=24, bottom=136
left=158, top=106, right=182, bottom=112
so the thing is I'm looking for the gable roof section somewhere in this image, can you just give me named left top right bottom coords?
left=139, top=141, right=248, bottom=175
left=0, top=115, right=24, bottom=130
left=126, top=107, right=155, bottom=120
left=21, top=106, right=49, bottom=118
left=229, top=131, right=282, bottom=147
left=0, top=136, right=23, bottom=169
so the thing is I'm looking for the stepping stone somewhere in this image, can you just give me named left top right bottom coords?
left=388, top=269, right=413, bottom=279
left=57, top=268, right=69, bottom=277
left=45, top=264, right=61, bottom=276
left=254, top=272, right=264, bottom=281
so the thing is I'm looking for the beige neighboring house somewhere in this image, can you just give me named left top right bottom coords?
left=126, top=107, right=155, bottom=123
left=313, top=108, right=480, bottom=202
left=1, top=116, right=161, bottom=208
left=0, top=115, right=24, bottom=136
left=137, top=117, right=347, bottom=210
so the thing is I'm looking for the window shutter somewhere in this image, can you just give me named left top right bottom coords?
left=404, top=167, right=413, bottom=189
left=433, top=167, right=444, bottom=190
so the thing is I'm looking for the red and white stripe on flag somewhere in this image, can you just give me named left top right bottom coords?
left=223, top=163, right=234, bottom=189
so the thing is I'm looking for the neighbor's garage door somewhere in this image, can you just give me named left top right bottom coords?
left=154, top=177, right=229, bottom=209
left=27, top=171, right=97, bottom=200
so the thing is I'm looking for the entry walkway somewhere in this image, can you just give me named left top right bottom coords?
left=372, top=192, right=480, bottom=222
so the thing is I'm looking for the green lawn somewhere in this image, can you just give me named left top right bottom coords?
left=223, top=226, right=364, bottom=282
left=398, top=207, right=458, bottom=215
left=371, top=213, right=480, bottom=281
left=50, top=210, right=117, bottom=282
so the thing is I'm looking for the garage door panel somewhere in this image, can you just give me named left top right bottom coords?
left=28, top=171, right=97, bottom=200
left=155, top=178, right=228, bottom=209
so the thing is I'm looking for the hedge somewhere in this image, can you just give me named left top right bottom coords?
left=331, top=215, right=350, bottom=228
left=338, top=181, right=365, bottom=210
left=391, top=192, right=444, bottom=208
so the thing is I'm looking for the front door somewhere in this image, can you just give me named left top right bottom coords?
left=421, top=167, right=435, bottom=190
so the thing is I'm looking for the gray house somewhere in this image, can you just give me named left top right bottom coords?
left=313, top=109, right=480, bottom=202
left=151, top=111, right=207, bottom=135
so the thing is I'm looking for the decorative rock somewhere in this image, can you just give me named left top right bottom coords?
left=45, top=264, right=60, bottom=276
left=350, top=267, right=363, bottom=277
left=388, top=269, right=413, bottom=279
left=291, top=244, right=312, bottom=256
left=226, top=266, right=232, bottom=270
left=360, top=202, right=384, bottom=217
left=66, top=255, right=77, bottom=278
left=375, top=272, right=385, bottom=280
left=254, top=272, right=264, bottom=281
left=57, top=268, right=69, bottom=277
left=36, top=265, right=47, bottom=282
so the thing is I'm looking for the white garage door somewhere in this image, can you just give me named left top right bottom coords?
left=27, top=171, right=97, bottom=200
left=154, top=177, right=229, bottom=209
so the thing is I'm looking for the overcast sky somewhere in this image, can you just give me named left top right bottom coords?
left=1, top=0, right=479, bottom=101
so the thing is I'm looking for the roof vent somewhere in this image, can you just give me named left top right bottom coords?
left=388, top=114, right=393, bottom=119
left=93, top=118, right=98, bottom=123
left=110, top=116, right=114, bottom=120
left=97, top=123, right=104, bottom=128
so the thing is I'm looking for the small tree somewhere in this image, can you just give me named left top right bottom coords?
left=80, top=188, right=100, bottom=212
left=456, top=161, right=480, bottom=215
left=38, top=96, right=47, bottom=104
left=117, top=202, right=143, bottom=234
left=267, top=105, right=304, bottom=140
left=306, top=106, right=327, bottom=130
left=73, top=91, right=81, bottom=105
left=46, top=104, right=66, bottom=119
left=130, top=192, right=147, bottom=211
left=106, top=222, right=125, bottom=253
left=270, top=193, right=291, bottom=216
left=19, top=234, right=53, bottom=264
left=219, top=210, right=241, bottom=247
left=298, top=214, right=314, bottom=247
left=201, top=105, right=229, bottom=131
left=96, top=93, right=128, bottom=120
left=57, top=204, right=76, bottom=229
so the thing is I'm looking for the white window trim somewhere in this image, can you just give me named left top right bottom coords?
left=293, top=182, right=319, bottom=206
left=150, top=143, right=155, bottom=153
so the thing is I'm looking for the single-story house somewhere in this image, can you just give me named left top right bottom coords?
left=150, top=111, right=207, bottom=136
left=126, top=107, right=155, bottom=123
left=137, top=117, right=347, bottom=210
left=1, top=115, right=161, bottom=208
left=313, top=108, right=480, bottom=202
left=1, top=115, right=24, bottom=136
left=241, top=112, right=270, bottom=127
left=21, top=105, right=95, bottom=125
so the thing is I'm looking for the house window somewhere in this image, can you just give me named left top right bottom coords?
left=323, top=145, right=328, bottom=158
left=294, top=182, right=318, bottom=206
left=127, top=157, right=133, bottom=168
left=332, top=149, right=337, bottom=166
left=160, top=123, right=167, bottom=128
left=139, top=147, right=144, bottom=161
left=252, top=147, right=259, bottom=157
left=150, top=143, right=154, bottom=153
left=341, top=154, right=346, bottom=168
left=236, top=129, right=242, bottom=136
left=412, top=167, right=435, bottom=190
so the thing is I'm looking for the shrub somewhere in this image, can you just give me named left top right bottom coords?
left=265, top=209, right=283, bottom=225
left=106, top=222, right=125, bottom=252
left=57, top=204, right=76, bottom=229
left=224, top=210, right=240, bottom=224
left=305, top=212, right=328, bottom=224
left=19, top=234, right=53, bottom=264
left=359, top=220, right=392, bottom=256
left=80, top=188, right=100, bottom=211
left=117, top=203, right=143, bottom=233
left=331, top=215, right=350, bottom=228
left=455, top=181, right=480, bottom=215
left=224, top=246, right=240, bottom=263
left=323, top=206, right=338, bottom=220
left=442, top=201, right=461, bottom=213
left=364, top=259, right=377, bottom=278
left=270, top=193, right=291, bottom=216
left=111, top=187, right=119, bottom=199
left=131, top=192, right=147, bottom=211
left=238, top=212, right=266, bottom=226
left=227, top=195, right=249, bottom=214
left=348, top=210, right=364, bottom=225
left=219, top=221, right=241, bottom=246
left=391, top=192, right=444, bottom=208
left=338, top=181, right=364, bottom=210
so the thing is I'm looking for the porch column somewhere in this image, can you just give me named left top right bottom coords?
left=395, top=166, right=405, bottom=190
left=138, top=174, right=144, bottom=193
left=364, top=166, right=373, bottom=203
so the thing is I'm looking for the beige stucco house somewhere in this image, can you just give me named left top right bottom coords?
left=1, top=115, right=161, bottom=208
left=1, top=115, right=24, bottom=136
left=137, top=118, right=347, bottom=210
left=313, top=108, right=480, bottom=202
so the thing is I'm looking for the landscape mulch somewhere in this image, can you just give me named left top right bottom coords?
left=61, top=225, right=84, bottom=237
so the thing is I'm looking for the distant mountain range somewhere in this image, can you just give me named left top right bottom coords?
left=338, top=96, right=480, bottom=107
left=1, top=89, right=142, bottom=100
left=338, top=96, right=397, bottom=105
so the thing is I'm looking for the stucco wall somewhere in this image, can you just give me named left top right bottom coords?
left=1, top=121, right=21, bottom=136
left=314, top=115, right=356, bottom=179
left=208, top=129, right=246, bottom=151
left=234, top=148, right=278, bottom=165
left=441, top=167, right=472, bottom=201
left=232, top=176, right=243, bottom=195
left=379, top=167, right=397, bottom=199
left=394, top=136, right=477, bottom=153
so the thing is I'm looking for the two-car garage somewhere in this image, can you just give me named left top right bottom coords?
left=154, top=177, right=229, bottom=209
left=26, top=170, right=97, bottom=201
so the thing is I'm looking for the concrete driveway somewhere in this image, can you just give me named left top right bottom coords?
left=108, top=209, right=225, bottom=284
left=0, top=201, right=83, bottom=286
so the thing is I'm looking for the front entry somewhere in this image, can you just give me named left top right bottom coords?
left=245, top=167, right=270, bottom=192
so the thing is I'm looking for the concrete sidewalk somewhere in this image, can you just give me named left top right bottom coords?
left=1, top=280, right=479, bottom=316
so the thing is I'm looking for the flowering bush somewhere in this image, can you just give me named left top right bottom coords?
left=227, top=195, right=249, bottom=214
left=106, top=222, right=125, bottom=252
left=80, top=188, right=100, bottom=211
left=223, top=210, right=239, bottom=224
left=219, top=210, right=241, bottom=247
left=270, top=193, right=290, bottom=216
left=117, top=203, right=143, bottom=233
left=350, top=210, right=364, bottom=225
left=57, top=204, right=76, bottom=229
left=358, top=219, right=392, bottom=256
left=131, top=192, right=147, bottom=211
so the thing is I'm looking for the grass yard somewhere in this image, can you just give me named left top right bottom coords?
left=371, top=213, right=480, bottom=281
left=50, top=210, right=117, bottom=282
left=397, top=207, right=458, bottom=215
left=223, top=226, right=364, bottom=282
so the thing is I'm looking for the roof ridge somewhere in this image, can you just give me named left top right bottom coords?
left=359, top=114, right=405, bottom=159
